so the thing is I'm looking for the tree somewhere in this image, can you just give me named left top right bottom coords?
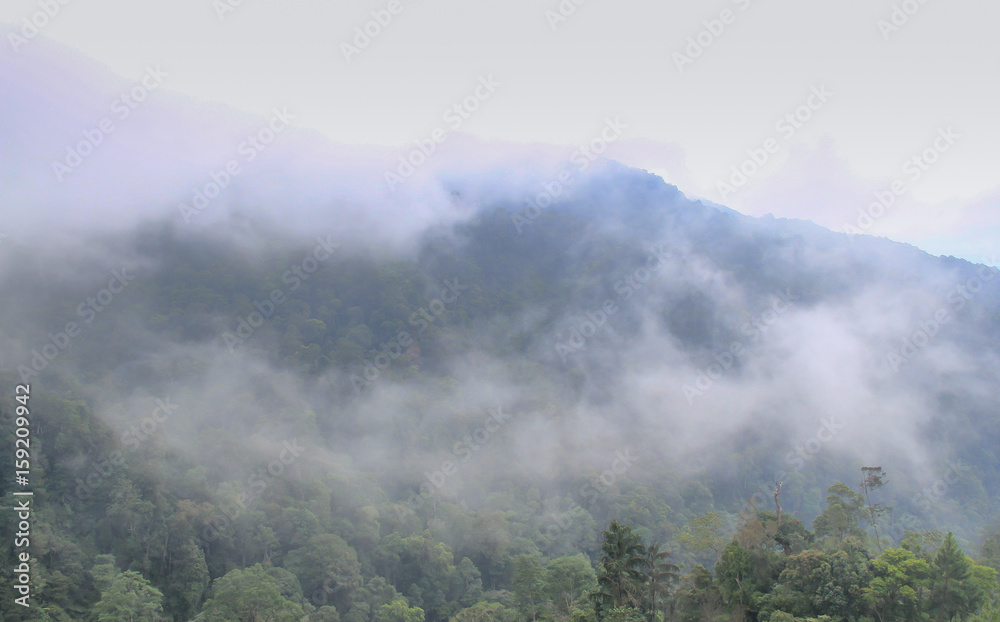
left=640, top=543, right=678, bottom=621
left=90, top=554, right=119, bottom=594
left=859, top=467, right=890, bottom=554
left=378, top=598, right=425, bottom=622
left=595, top=521, right=646, bottom=610
left=196, top=564, right=305, bottom=622
left=104, top=479, right=157, bottom=564
left=671, top=565, right=723, bottom=622
left=311, top=606, right=342, bottom=622
left=714, top=541, right=757, bottom=618
left=512, top=554, right=547, bottom=621
left=929, top=532, right=974, bottom=621
left=717, top=512, right=786, bottom=620
left=981, top=530, right=1000, bottom=574
left=813, top=536, right=873, bottom=621
left=863, top=547, right=929, bottom=622
left=546, top=554, right=598, bottom=616
left=266, top=566, right=310, bottom=609
left=163, top=541, right=210, bottom=620
left=901, top=529, right=944, bottom=562
left=970, top=563, right=1000, bottom=616
left=677, top=512, right=728, bottom=565
left=758, top=549, right=826, bottom=619
left=602, top=607, right=645, bottom=622
left=969, top=605, right=1000, bottom=622
left=772, top=514, right=813, bottom=557
left=285, top=533, right=363, bottom=611
left=812, top=483, right=866, bottom=541
left=451, top=601, right=519, bottom=622
left=451, top=557, right=485, bottom=609
left=93, top=570, right=164, bottom=622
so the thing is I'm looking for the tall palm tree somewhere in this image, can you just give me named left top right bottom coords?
left=597, top=520, right=647, bottom=608
left=642, top=542, right=679, bottom=621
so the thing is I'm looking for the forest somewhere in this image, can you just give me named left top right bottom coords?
left=2, top=386, right=1000, bottom=621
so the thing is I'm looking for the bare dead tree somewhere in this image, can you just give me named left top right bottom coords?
left=860, top=466, right=889, bottom=554
left=773, top=481, right=783, bottom=527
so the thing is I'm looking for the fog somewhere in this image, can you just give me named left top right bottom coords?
left=2, top=30, right=999, bottom=549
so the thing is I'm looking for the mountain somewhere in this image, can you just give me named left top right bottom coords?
left=1, top=31, right=999, bottom=622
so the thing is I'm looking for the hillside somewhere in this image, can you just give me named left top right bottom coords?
left=2, top=30, right=1000, bottom=622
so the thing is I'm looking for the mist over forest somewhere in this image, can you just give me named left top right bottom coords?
left=2, top=21, right=1000, bottom=622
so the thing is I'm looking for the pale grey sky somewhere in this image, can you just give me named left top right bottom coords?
left=2, top=0, right=998, bottom=262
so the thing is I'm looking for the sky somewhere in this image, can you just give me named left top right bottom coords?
left=2, top=0, right=998, bottom=263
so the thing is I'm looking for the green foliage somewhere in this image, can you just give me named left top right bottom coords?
left=929, top=533, right=977, bottom=621
left=901, top=529, right=945, bottom=561
left=969, top=605, right=1000, bottom=622
left=449, top=601, right=518, bottom=622
left=715, top=540, right=759, bottom=616
left=590, top=523, right=681, bottom=622
left=285, top=534, right=363, bottom=612
left=811, top=537, right=872, bottom=620
left=971, top=563, right=1000, bottom=612
left=677, top=512, right=728, bottom=565
left=981, top=531, right=1000, bottom=574
left=90, top=554, right=119, bottom=594
left=812, top=483, right=866, bottom=542
left=758, top=539, right=872, bottom=622
left=595, top=521, right=647, bottom=611
left=93, top=570, right=164, bottom=622
left=863, top=547, right=929, bottom=622
left=511, top=554, right=546, bottom=621
left=640, top=543, right=679, bottom=621
left=547, top=554, right=598, bottom=616
left=312, top=606, right=343, bottom=622
left=164, top=542, right=210, bottom=619
left=378, top=598, right=425, bottom=622
left=602, top=607, right=645, bottom=622
left=672, top=565, right=723, bottom=622
left=196, top=564, right=305, bottom=622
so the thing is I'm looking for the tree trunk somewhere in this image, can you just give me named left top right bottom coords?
left=773, top=481, right=783, bottom=527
